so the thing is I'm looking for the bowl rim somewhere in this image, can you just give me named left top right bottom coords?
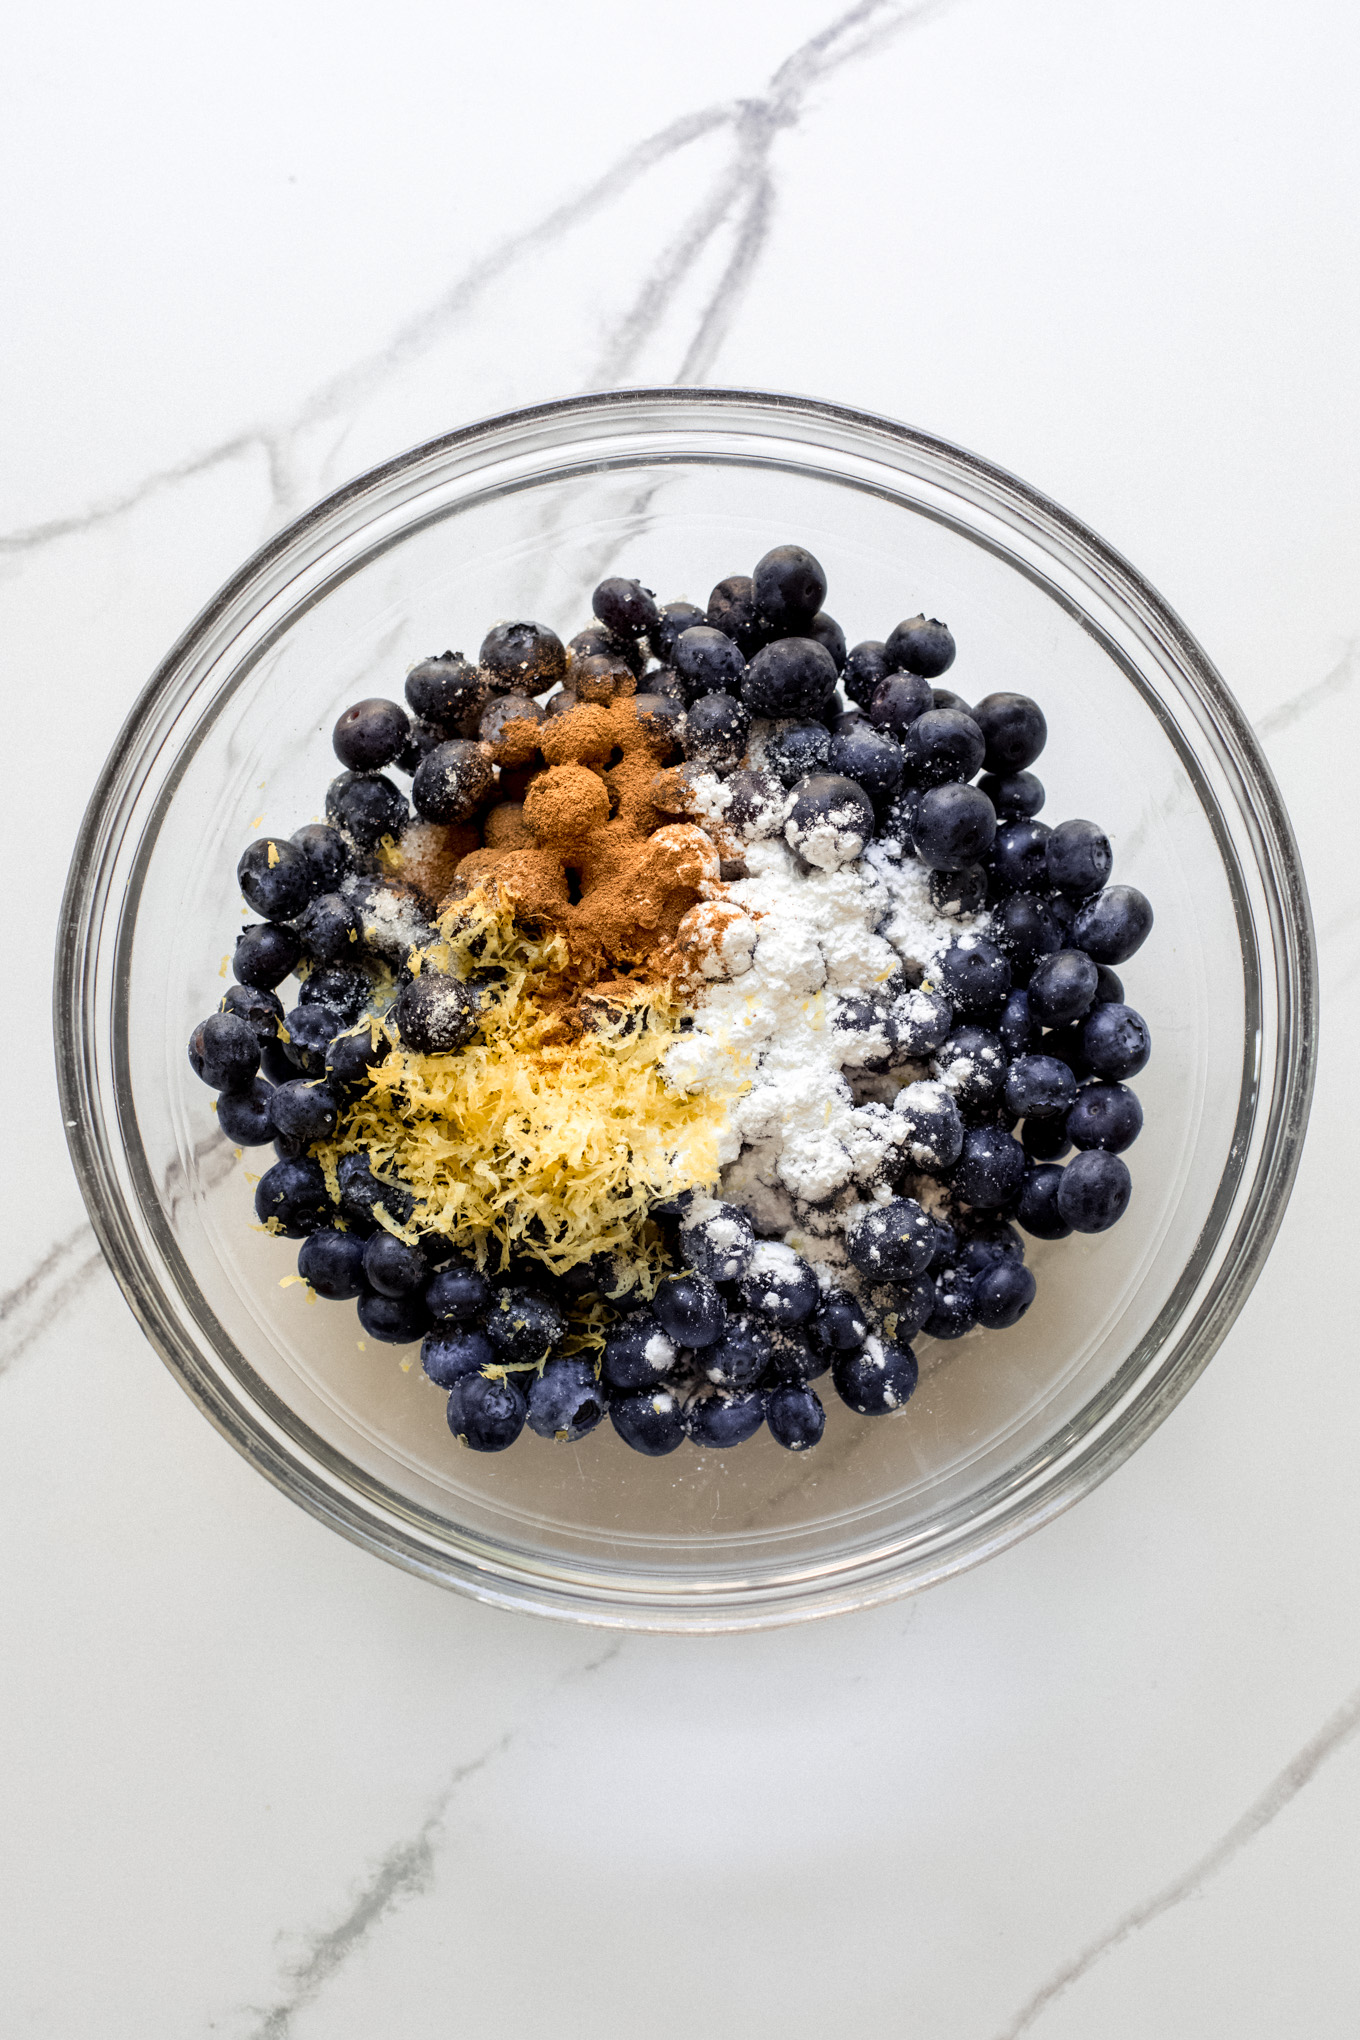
left=53, top=385, right=1318, bottom=1629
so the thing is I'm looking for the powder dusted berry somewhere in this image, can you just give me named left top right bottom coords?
left=953, top=1125, right=1026, bottom=1208
left=868, top=671, right=934, bottom=736
left=686, top=1385, right=766, bottom=1449
left=478, top=620, right=568, bottom=693
left=785, top=773, right=876, bottom=869
left=296, top=892, right=360, bottom=964
left=610, top=1386, right=687, bottom=1456
left=653, top=1273, right=727, bottom=1349
left=404, top=653, right=486, bottom=729
left=421, top=1327, right=495, bottom=1387
left=325, top=772, right=409, bottom=850
left=410, top=739, right=494, bottom=824
left=845, top=1199, right=934, bottom=1281
left=394, top=973, right=480, bottom=1053
left=290, top=822, right=351, bottom=895
left=832, top=1338, right=919, bottom=1415
left=706, top=574, right=765, bottom=656
left=678, top=1199, right=756, bottom=1284
left=736, top=1243, right=820, bottom=1326
left=900, top=707, right=986, bottom=788
left=484, top=1287, right=565, bottom=1366
left=653, top=600, right=708, bottom=660
left=601, top=1312, right=676, bottom=1390
left=592, top=577, right=661, bottom=644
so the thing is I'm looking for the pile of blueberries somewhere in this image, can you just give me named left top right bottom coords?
left=186, top=541, right=1152, bottom=1456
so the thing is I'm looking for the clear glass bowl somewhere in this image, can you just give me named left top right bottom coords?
left=54, top=389, right=1316, bottom=1630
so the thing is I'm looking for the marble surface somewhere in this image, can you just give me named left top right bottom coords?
left=3, top=1, right=1359, bottom=2032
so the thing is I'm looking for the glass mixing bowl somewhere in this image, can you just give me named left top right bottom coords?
left=54, top=389, right=1316, bottom=1629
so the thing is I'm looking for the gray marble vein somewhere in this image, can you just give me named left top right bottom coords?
left=991, top=1680, right=1360, bottom=2039
left=0, top=1220, right=105, bottom=1378
left=237, top=1640, right=622, bottom=2039
left=1255, top=638, right=1359, bottom=740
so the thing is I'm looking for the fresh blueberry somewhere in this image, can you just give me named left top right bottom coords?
left=332, top=697, right=410, bottom=772
left=362, top=1232, right=429, bottom=1298
left=1046, top=819, right=1113, bottom=898
left=404, top=652, right=486, bottom=728
left=807, top=612, right=847, bottom=670
left=526, top=1357, right=607, bottom=1442
left=702, top=1316, right=774, bottom=1389
left=931, top=688, right=970, bottom=713
left=874, top=786, right=923, bottom=854
left=1073, top=886, right=1154, bottom=965
left=1021, top=1115, right=1073, bottom=1161
left=741, top=637, right=839, bottom=719
left=1092, top=965, right=1125, bottom=1006
left=926, top=1219, right=959, bottom=1268
left=358, top=1289, right=432, bottom=1344
left=237, top=837, right=311, bottom=921
left=485, top=1286, right=565, bottom=1366
left=281, top=1003, right=342, bottom=1076
left=254, top=1155, right=331, bottom=1237
left=425, top=1259, right=492, bottom=1323
left=828, top=725, right=904, bottom=806
left=706, top=574, right=767, bottom=656
left=653, top=600, right=708, bottom=660
left=886, top=615, right=956, bottom=677
left=232, top=922, right=301, bottom=990
left=297, top=1227, right=367, bottom=1300
left=601, top=1312, right=676, bottom=1390
left=610, top=1385, right=687, bottom=1455
left=928, top=865, right=989, bottom=917
left=216, top=1079, right=275, bottom=1146
left=1015, top=1163, right=1073, bottom=1240
left=395, top=973, right=479, bottom=1054
left=1027, top=949, right=1099, bottom=1028
left=325, top=1025, right=387, bottom=1090
left=882, top=1272, right=937, bottom=1339
left=325, top=772, right=409, bottom=849
left=992, top=894, right=1063, bottom=979
left=1003, top=1054, right=1078, bottom=1121
left=845, top=1198, right=934, bottom=1280
left=447, top=1371, right=527, bottom=1451
left=923, top=1268, right=976, bottom=1339
left=1082, top=1002, right=1151, bottom=1080
left=764, top=720, right=832, bottom=789
left=899, top=708, right=986, bottom=788
left=189, top=1012, right=260, bottom=1091
left=478, top=620, right=568, bottom=693
left=910, top=783, right=997, bottom=870
left=843, top=640, right=893, bottom=709
left=672, top=625, right=746, bottom=701
left=832, top=1338, right=919, bottom=1414
left=867, top=670, right=934, bottom=736
left=970, top=692, right=1047, bottom=774
left=1040, top=1023, right=1092, bottom=1078
left=766, top=1383, right=825, bottom=1452
left=295, top=892, right=360, bottom=965
left=1047, top=894, right=1078, bottom=946
left=267, top=1078, right=340, bottom=1154
left=421, top=1327, right=495, bottom=1387
left=681, top=692, right=749, bottom=771
left=954, top=1126, right=1026, bottom=1208
left=892, top=1079, right=965, bottom=1170
left=686, top=1385, right=766, bottom=1448
left=809, top=1290, right=870, bottom=1354
left=736, top=1243, right=819, bottom=1326
left=1067, top=1082, right=1143, bottom=1152
left=752, top=544, right=828, bottom=633
left=653, top=1272, right=727, bottom=1349
left=299, top=966, right=370, bottom=1025
left=570, top=624, right=638, bottom=676
left=979, top=770, right=1045, bottom=818
left=998, top=988, right=1040, bottom=1058
left=938, top=937, right=1012, bottom=1019
left=678, top=1199, right=755, bottom=1283
left=936, top=1025, right=1007, bottom=1119
left=991, top=819, right=1052, bottom=893
left=1056, top=1150, right=1132, bottom=1232
left=336, top=1151, right=414, bottom=1230
left=784, top=774, right=876, bottom=868
left=410, top=740, right=493, bottom=824
left=973, top=1259, right=1037, bottom=1329
left=290, top=821, right=351, bottom=895
left=592, top=576, right=661, bottom=645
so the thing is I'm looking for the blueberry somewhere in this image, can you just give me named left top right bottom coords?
left=752, top=544, right=828, bottom=633
left=404, top=652, right=485, bottom=730
left=325, top=1024, right=387, bottom=1090
left=883, top=1273, right=938, bottom=1339
left=766, top=1383, right=825, bottom=1451
left=742, top=637, right=839, bottom=719
left=290, top=821, right=351, bottom=895
left=332, top=697, right=410, bottom=772
left=361, top=1231, right=429, bottom=1298
left=1022, top=1115, right=1072, bottom=1161
left=236, top=837, right=311, bottom=922
left=936, top=1026, right=1007, bottom=1118
left=527, top=1357, right=608, bottom=1442
left=478, top=620, right=568, bottom=693
left=1082, top=1002, right=1151, bottom=1080
left=875, top=787, right=923, bottom=855
left=395, top=973, right=479, bottom=1054
left=218, top=984, right=287, bottom=1062
left=357, top=1289, right=432, bottom=1343
left=998, top=988, right=1039, bottom=1058
left=479, top=693, right=546, bottom=756
left=592, top=577, right=661, bottom=644
left=843, top=640, right=893, bottom=709
left=447, top=1371, right=527, bottom=1451
left=425, top=1259, right=492, bottom=1323
left=807, top=612, right=847, bottom=670
left=938, top=937, right=1012, bottom=1019
left=1027, top=949, right=1099, bottom=1029
left=421, top=1327, right=495, bottom=1387
left=601, top=1312, right=676, bottom=1390
left=1003, top=1054, right=1078, bottom=1121
left=973, top=1259, right=1037, bottom=1329
left=721, top=768, right=784, bottom=838
left=1040, top=1023, right=1092, bottom=1078
left=216, top=1079, right=274, bottom=1146
left=827, top=725, right=904, bottom=806
left=1046, top=819, right=1113, bottom=899
left=926, top=1219, right=959, bottom=1268
left=610, top=1385, right=687, bottom=1455
left=325, top=772, right=409, bottom=850
left=706, top=574, right=766, bottom=656
left=954, top=1126, right=1026, bottom=1207
left=992, top=894, right=1063, bottom=979
left=1067, top=1082, right=1143, bottom=1152
left=294, top=891, right=358, bottom=966
left=923, top=1268, right=976, bottom=1339
left=979, top=770, right=1045, bottom=819
left=681, top=691, right=750, bottom=771
left=900, top=708, right=986, bottom=789
left=232, top=922, right=301, bottom=990
left=886, top=615, right=956, bottom=677
left=267, top=1078, right=340, bottom=1154
left=653, top=1272, right=727, bottom=1349
left=299, top=965, right=370, bottom=1025
left=653, top=600, right=708, bottom=660
left=1047, top=895, right=1078, bottom=945
left=910, top=783, right=997, bottom=870
left=809, top=1289, right=870, bottom=1353
left=845, top=1197, right=934, bottom=1280
left=832, top=1338, right=919, bottom=1414
left=970, top=692, right=1047, bottom=774
left=703, top=1316, right=774, bottom=1389
left=991, top=819, right=1053, bottom=894
left=485, top=1286, right=565, bottom=1365
left=297, top=1227, right=366, bottom=1300
left=1015, top=1163, right=1073, bottom=1240
left=189, top=1012, right=260, bottom=1091
left=736, top=1242, right=819, bottom=1326
left=764, top=720, right=832, bottom=789
left=1073, top=886, right=1154, bottom=966
left=785, top=773, right=875, bottom=868
left=281, top=1003, right=342, bottom=1076
left=1057, top=1150, right=1132, bottom=1233
left=411, top=739, right=494, bottom=824
left=892, top=1079, right=964, bottom=1170
left=573, top=652, right=634, bottom=706
left=672, top=625, right=746, bottom=701
left=931, top=688, right=970, bottom=713
left=678, top=1199, right=755, bottom=1282
left=686, top=1386, right=766, bottom=1449
left=928, top=865, right=989, bottom=917
left=336, top=1150, right=415, bottom=1230
left=254, top=1156, right=331, bottom=1237
left=1092, top=965, right=1125, bottom=1006
left=867, top=670, right=934, bottom=736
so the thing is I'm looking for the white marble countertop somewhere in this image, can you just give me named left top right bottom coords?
left=4, top=2, right=1358, bottom=2033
